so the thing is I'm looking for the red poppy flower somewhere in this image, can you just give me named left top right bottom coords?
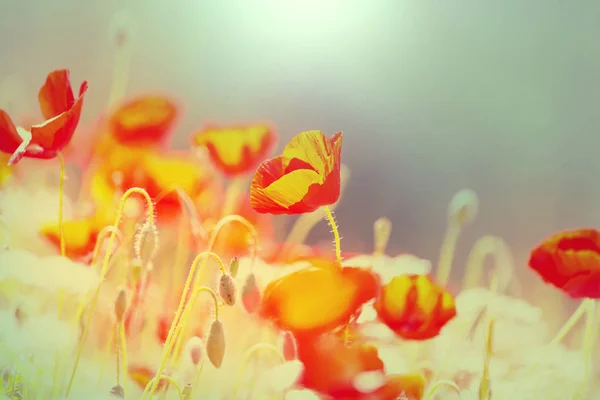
left=109, top=95, right=178, bottom=146
left=528, top=228, right=600, bottom=299
left=296, top=333, right=383, bottom=396
left=40, top=214, right=109, bottom=260
left=191, top=122, right=276, bottom=176
left=88, top=146, right=218, bottom=221
left=260, top=263, right=379, bottom=335
left=374, top=275, right=456, bottom=340
left=250, top=130, right=343, bottom=215
left=0, top=69, right=87, bottom=165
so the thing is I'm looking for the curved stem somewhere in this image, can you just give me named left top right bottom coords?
left=90, top=225, right=124, bottom=269
left=550, top=301, right=587, bottom=345
left=65, top=188, right=154, bottom=397
left=147, top=253, right=226, bottom=397
left=231, top=343, right=285, bottom=399
left=323, top=206, right=342, bottom=268
left=424, top=379, right=461, bottom=400
left=478, top=319, right=494, bottom=400
left=57, top=152, right=66, bottom=257
left=188, top=357, right=205, bottom=399
left=435, top=221, right=461, bottom=286
left=155, top=185, right=207, bottom=240
left=141, top=375, right=183, bottom=400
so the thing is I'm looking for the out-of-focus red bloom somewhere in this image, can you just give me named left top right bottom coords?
left=191, top=122, right=276, bottom=177
left=88, top=145, right=218, bottom=221
left=260, top=263, right=379, bottom=335
left=372, top=374, right=426, bottom=400
left=529, top=228, right=600, bottom=299
left=0, top=69, right=87, bottom=165
left=109, top=95, right=178, bottom=146
left=250, top=130, right=343, bottom=215
left=128, top=365, right=168, bottom=392
left=374, top=275, right=456, bottom=340
left=259, top=242, right=327, bottom=265
left=202, top=194, right=274, bottom=257
left=39, top=214, right=110, bottom=260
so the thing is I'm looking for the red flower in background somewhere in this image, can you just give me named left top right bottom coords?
left=0, top=69, right=87, bottom=165
left=374, top=275, right=456, bottom=340
left=191, top=122, right=276, bottom=176
left=260, top=263, right=378, bottom=335
left=250, top=130, right=342, bottom=215
left=108, top=95, right=178, bottom=146
left=529, top=228, right=600, bottom=299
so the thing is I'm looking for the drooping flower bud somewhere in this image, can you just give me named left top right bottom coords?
left=448, top=189, right=479, bottom=226
left=373, top=217, right=392, bottom=255
left=114, top=287, right=129, bottom=323
left=219, top=273, right=236, bottom=306
left=242, top=273, right=261, bottom=314
left=229, top=256, right=240, bottom=278
left=206, top=320, right=225, bottom=368
left=134, top=220, right=159, bottom=267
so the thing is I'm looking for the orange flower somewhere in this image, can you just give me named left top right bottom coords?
left=372, top=374, right=426, bottom=400
left=260, top=263, right=379, bottom=335
left=528, top=228, right=600, bottom=299
left=40, top=215, right=108, bottom=260
left=374, top=275, right=456, bottom=340
left=296, top=333, right=383, bottom=396
left=250, top=130, right=343, bottom=214
left=88, top=146, right=217, bottom=221
left=191, top=122, right=276, bottom=176
left=108, top=95, right=178, bottom=146
left=0, top=69, right=87, bottom=165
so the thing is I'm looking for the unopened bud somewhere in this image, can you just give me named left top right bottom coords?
left=185, top=336, right=204, bottom=366
left=182, top=384, right=192, bottom=400
left=229, top=256, right=240, bottom=278
left=373, top=217, right=392, bottom=255
left=448, top=189, right=479, bottom=226
left=110, top=384, right=124, bottom=398
left=134, top=221, right=159, bottom=266
left=206, top=320, right=225, bottom=368
left=242, top=273, right=261, bottom=314
left=114, top=287, right=128, bottom=323
left=219, top=273, right=236, bottom=306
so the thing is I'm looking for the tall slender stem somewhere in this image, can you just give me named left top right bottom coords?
left=323, top=206, right=342, bottom=267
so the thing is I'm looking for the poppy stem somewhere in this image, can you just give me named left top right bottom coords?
left=549, top=300, right=587, bottom=345
left=119, top=321, right=128, bottom=397
left=231, top=343, right=285, bottom=399
left=148, top=252, right=225, bottom=398
left=579, top=298, right=596, bottom=399
left=187, top=358, right=205, bottom=400
left=435, top=221, right=460, bottom=287
left=141, top=375, right=183, bottom=400
left=462, top=235, right=513, bottom=293
left=323, top=206, right=342, bottom=267
left=57, top=152, right=66, bottom=257
left=478, top=318, right=494, bottom=400
left=423, top=379, right=460, bottom=400
left=65, top=188, right=155, bottom=397
left=90, top=225, right=124, bottom=269
left=222, top=177, right=246, bottom=218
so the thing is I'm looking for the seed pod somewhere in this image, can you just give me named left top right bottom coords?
left=219, top=273, right=236, bottom=306
left=229, top=256, right=240, bottom=278
left=134, top=220, right=159, bottom=266
left=206, top=320, right=225, bottom=368
left=182, top=384, right=192, bottom=400
left=448, top=189, right=479, bottom=226
left=185, top=336, right=204, bottom=366
left=241, top=273, right=261, bottom=314
left=114, top=287, right=128, bottom=323
left=373, top=217, right=392, bottom=254
left=110, top=384, right=124, bottom=398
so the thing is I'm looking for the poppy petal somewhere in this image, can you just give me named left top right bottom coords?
left=192, top=122, right=276, bottom=176
left=30, top=81, right=88, bottom=152
left=375, top=275, right=456, bottom=340
left=260, top=265, right=378, bottom=334
left=0, top=110, right=23, bottom=158
left=38, top=69, right=75, bottom=119
left=109, top=95, right=178, bottom=145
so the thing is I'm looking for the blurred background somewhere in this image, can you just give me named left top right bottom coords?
left=1, top=0, right=599, bottom=282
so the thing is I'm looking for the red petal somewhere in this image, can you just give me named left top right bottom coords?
left=375, top=275, right=456, bottom=340
left=529, top=229, right=600, bottom=299
left=38, top=69, right=75, bottom=119
left=0, top=110, right=22, bottom=157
